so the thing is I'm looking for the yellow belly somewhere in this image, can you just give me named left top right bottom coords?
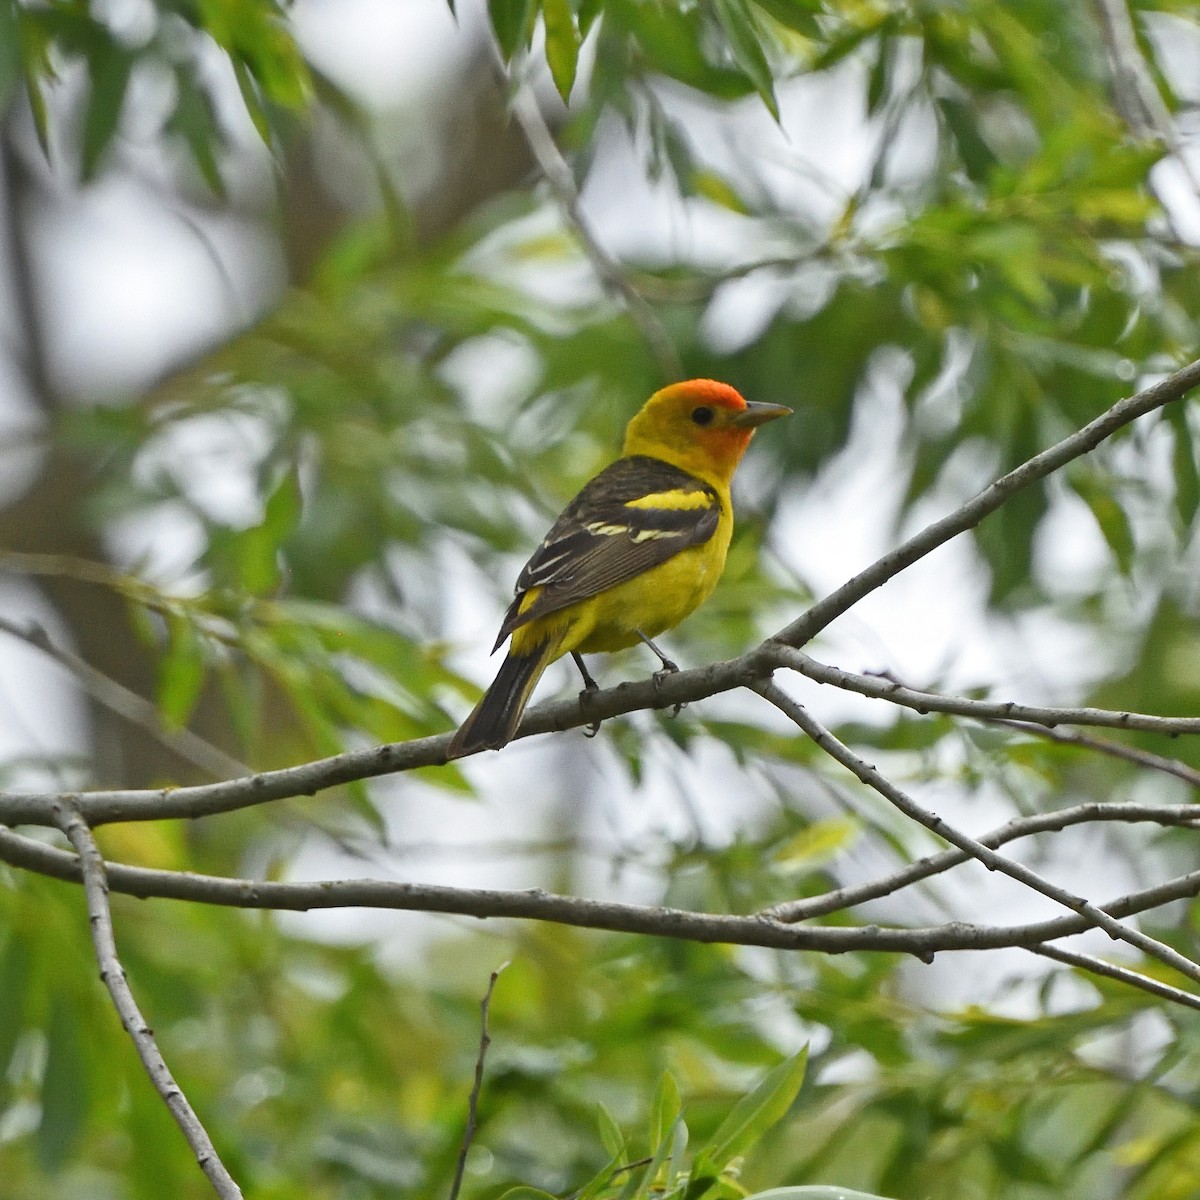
left=508, top=526, right=731, bottom=660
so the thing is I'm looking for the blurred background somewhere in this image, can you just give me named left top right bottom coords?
left=3, top=0, right=1200, bottom=1196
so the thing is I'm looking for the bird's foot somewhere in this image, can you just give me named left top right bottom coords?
left=573, top=652, right=603, bottom=737
left=651, top=660, right=684, bottom=717
left=578, top=678, right=602, bottom=738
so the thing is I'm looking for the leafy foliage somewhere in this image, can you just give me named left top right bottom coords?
left=3, top=0, right=320, bottom=185
left=3, top=0, right=1200, bottom=1197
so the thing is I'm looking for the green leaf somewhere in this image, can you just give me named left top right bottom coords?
left=691, top=168, right=750, bottom=213
left=1171, top=407, right=1200, bottom=529
left=543, top=0, right=581, bottom=102
left=37, top=996, right=90, bottom=1171
left=713, top=0, right=779, bottom=120
left=665, top=1112, right=689, bottom=1189
left=807, top=14, right=892, bottom=74
left=24, top=68, right=52, bottom=157
left=16, top=11, right=55, bottom=156
left=747, top=1189, right=898, bottom=1199
left=236, top=466, right=303, bottom=596
left=772, top=817, right=859, bottom=872
left=597, top=1102, right=626, bottom=1158
left=576, top=1154, right=622, bottom=1200
left=196, top=0, right=310, bottom=113
left=498, top=1190, right=559, bottom=1200
left=975, top=476, right=1046, bottom=605
left=0, top=933, right=31, bottom=1086
left=1069, top=472, right=1134, bottom=575
left=168, top=66, right=226, bottom=196
left=749, top=0, right=820, bottom=37
left=157, top=615, right=208, bottom=730
left=937, top=95, right=997, bottom=182
left=627, top=1110, right=687, bottom=1200
left=683, top=1170, right=720, bottom=1200
left=0, top=1, right=20, bottom=111
left=649, top=1069, right=682, bottom=1150
left=866, top=35, right=893, bottom=116
left=231, top=57, right=272, bottom=144
left=579, top=0, right=604, bottom=38
left=264, top=463, right=303, bottom=538
left=216, top=660, right=263, bottom=759
left=611, top=1, right=752, bottom=99
left=693, top=1047, right=808, bottom=1178
left=81, top=41, right=134, bottom=180
left=489, top=0, right=536, bottom=58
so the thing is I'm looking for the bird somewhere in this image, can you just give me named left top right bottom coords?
left=446, top=379, right=791, bottom=757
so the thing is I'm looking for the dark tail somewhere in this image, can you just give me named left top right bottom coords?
left=447, top=647, right=551, bottom=758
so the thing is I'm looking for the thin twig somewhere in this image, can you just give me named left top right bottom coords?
left=1092, top=0, right=1200, bottom=197
left=765, top=801, right=1200, bottom=922
left=785, top=651, right=1200, bottom=787
left=991, top=719, right=1200, bottom=789
left=495, top=56, right=682, bottom=380
left=449, top=962, right=509, bottom=1200
left=774, top=647, right=1200, bottom=738
left=773, top=356, right=1200, bottom=648
left=754, top=679, right=1200, bottom=986
left=1094, top=0, right=1173, bottom=139
left=0, top=549, right=151, bottom=591
left=2, top=113, right=57, bottom=409
left=0, top=551, right=243, bottom=648
left=1028, top=942, right=1200, bottom=1013
left=627, top=247, right=848, bottom=303
left=50, top=801, right=244, bottom=1200
left=0, top=616, right=248, bottom=781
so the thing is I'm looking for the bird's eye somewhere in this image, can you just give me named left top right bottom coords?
left=690, top=406, right=715, bottom=426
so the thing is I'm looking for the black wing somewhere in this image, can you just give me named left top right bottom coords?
left=494, top=455, right=721, bottom=646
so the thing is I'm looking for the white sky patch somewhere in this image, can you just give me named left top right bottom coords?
left=0, top=579, right=91, bottom=778
left=34, top=176, right=283, bottom=398
left=102, top=500, right=210, bottom=589
left=133, top=409, right=280, bottom=528
left=0, top=363, right=45, bottom=509
left=291, top=0, right=463, bottom=111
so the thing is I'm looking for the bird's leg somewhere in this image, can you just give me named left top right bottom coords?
left=636, top=630, right=684, bottom=716
left=636, top=630, right=678, bottom=674
left=572, top=652, right=603, bottom=737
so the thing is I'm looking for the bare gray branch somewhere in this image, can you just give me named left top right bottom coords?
left=51, top=802, right=244, bottom=1200
left=755, top=679, right=1200, bottom=986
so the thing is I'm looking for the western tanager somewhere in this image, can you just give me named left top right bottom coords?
left=447, top=379, right=790, bottom=757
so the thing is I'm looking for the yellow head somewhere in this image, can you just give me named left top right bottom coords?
left=622, top=379, right=791, bottom=484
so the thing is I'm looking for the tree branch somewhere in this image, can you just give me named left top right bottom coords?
left=992, top=719, right=1200, bottom=789
left=754, top=679, right=1200, bottom=986
left=772, top=356, right=1200, bottom=648
left=764, top=801, right=1200, bottom=922
left=495, top=55, right=683, bottom=381
left=0, top=648, right=776, bottom=826
left=773, top=647, right=1200, bottom=737
left=449, top=962, right=508, bottom=1200
left=5, top=824, right=1200, bottom=964
left=0, top=616, right=249, bottom=781
left=1028, top=942, right=1200, bottom=1013
left=50, top=802, right=244, bottom=1200
left=1092, top=0, right=1200, bottom=197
